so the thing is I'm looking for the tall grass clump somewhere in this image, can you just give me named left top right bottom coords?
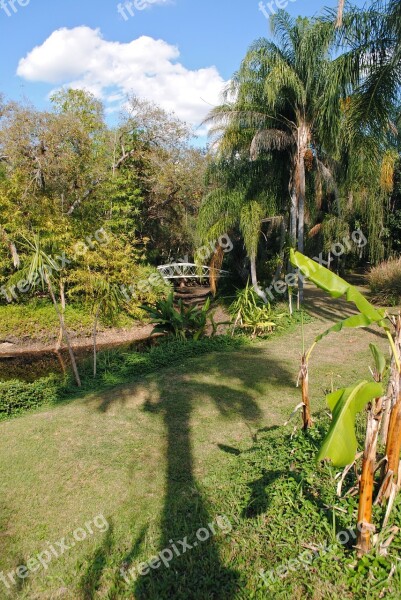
left=367, top=257, right=401, bottom=305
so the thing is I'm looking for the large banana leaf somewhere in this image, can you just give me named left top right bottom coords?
left=315, top=312, right=383, bottom=343
left=317, top=381, right=383, bottom=467
left=290, top=250, right=385, bottom=323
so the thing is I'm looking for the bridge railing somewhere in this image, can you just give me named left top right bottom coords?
left=157, top=263, right=229, bottom=280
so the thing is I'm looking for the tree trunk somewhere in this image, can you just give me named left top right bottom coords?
left=296, top=124, right=308, bottom=305
left=273, top=216, right=287, bottom=282
left=250, top=254, right=268, bottom=303
left=289, top=183, right=297, bottom=248
left=0, top=226, right=20, bottom=268
left=288, top=182, right=297, bottom=312
left=357, top=396, right=383, bottom=555
left=336, top=0, right=345, bottom=28
left=209, top=245, right=224, bottom=296
left=45, top=272, right=81, bottom=387
left=93, top=308, right=100, bottom=378
left=300, top=354, right=312, bottom=430
left=288, top=289, right=293, bottom=316
left=55, top=280, right=66, bottom=352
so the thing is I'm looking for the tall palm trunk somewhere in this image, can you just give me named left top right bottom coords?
left=44, top=271, right=81, bottom=387
left=209, top=245, right=224, bottom=296
left=296, top=123, right=309, bottom=304
left=288, top=180, right=298, bottom=315
left=336, top=0, right=345, bottom=28
left=289, top=179, right=297, bottom=248
left=250, top=254, right=267, bottom=303
left=273, top=216, right=287, bottom=282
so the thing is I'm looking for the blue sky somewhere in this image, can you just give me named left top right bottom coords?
left=0, top=0, right=364, bottom=137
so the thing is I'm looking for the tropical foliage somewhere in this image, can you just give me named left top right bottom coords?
left=141, top=292, right=215, bottom=340
left=290, top=250, right=401, bottom=556
left=197, top=4, right=401, bottom=301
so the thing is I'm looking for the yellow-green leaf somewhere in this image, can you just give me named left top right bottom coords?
left=317, top=381, right=383, bottom=467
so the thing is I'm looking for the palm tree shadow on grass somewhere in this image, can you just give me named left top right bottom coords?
left=132, top=390, right=243, bottom=599
left=92, top=346, right=296, bottom=599
left=79, top=521, right=114, bottom=600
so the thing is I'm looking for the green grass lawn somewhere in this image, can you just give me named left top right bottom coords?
left=1, top=287, right=400, bottom=599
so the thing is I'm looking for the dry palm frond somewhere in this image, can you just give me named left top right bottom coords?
left=250, top=129, right=293, bottom=159
left=308, top=223, right=323, bottom=238
left=380, top=150, right=397, bottom=194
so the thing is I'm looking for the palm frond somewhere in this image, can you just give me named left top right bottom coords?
left=250, top=129, right=293, bottom=159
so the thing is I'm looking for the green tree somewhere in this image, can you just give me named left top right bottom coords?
left=20, top=234, right=81, bottom=386
left=205, top=13, right=342, bottom=300
left=198, top=156, right=285, bottom=301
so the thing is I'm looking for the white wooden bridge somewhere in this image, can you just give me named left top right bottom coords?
left=157, top=263, right=229, bottom=281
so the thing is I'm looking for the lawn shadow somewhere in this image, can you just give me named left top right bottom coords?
left=132, top=388, right=240, bottom=599
left=241, top=467, right=331, bottom=520
left=79, top=520, right=114, bottom=600
left=217, top=444, right=241, bottom=456
left=89, top=344, right=297, bottom=598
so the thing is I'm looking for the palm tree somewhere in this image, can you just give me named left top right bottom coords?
left=21, top=235, right=81, bottom=387
left=331, top=0, right=400, bottom=139
left=336, top=0, right=345, bottom=28
left=206, top=12, right=341, bottom=302
left=198, top=155, right=286, bottom=302
left=323, top=0, right=401, bottom=264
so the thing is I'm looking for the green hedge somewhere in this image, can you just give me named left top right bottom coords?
left=0, top=336, right=249, bottom=420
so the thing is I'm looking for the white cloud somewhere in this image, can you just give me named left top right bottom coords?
left=16, top=26, right=226, bottom=128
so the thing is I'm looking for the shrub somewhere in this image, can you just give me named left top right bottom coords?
left=141, top=293, right=216, bottom=340
left=367, top=257, right=401, bottom=305
left=0, top=376, right=60, bottom=420
left=228, top=282, right=288, bottom=337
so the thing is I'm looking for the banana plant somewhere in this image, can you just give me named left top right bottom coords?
left=288, top=250, right=398, bottom=431
left=317, top=381, right=384, bottom=467
left=290, top=250, right=396, bottom=366
left=356, top=344, right=386, bottom=555
left=288, top=250, right=401, bottom=554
